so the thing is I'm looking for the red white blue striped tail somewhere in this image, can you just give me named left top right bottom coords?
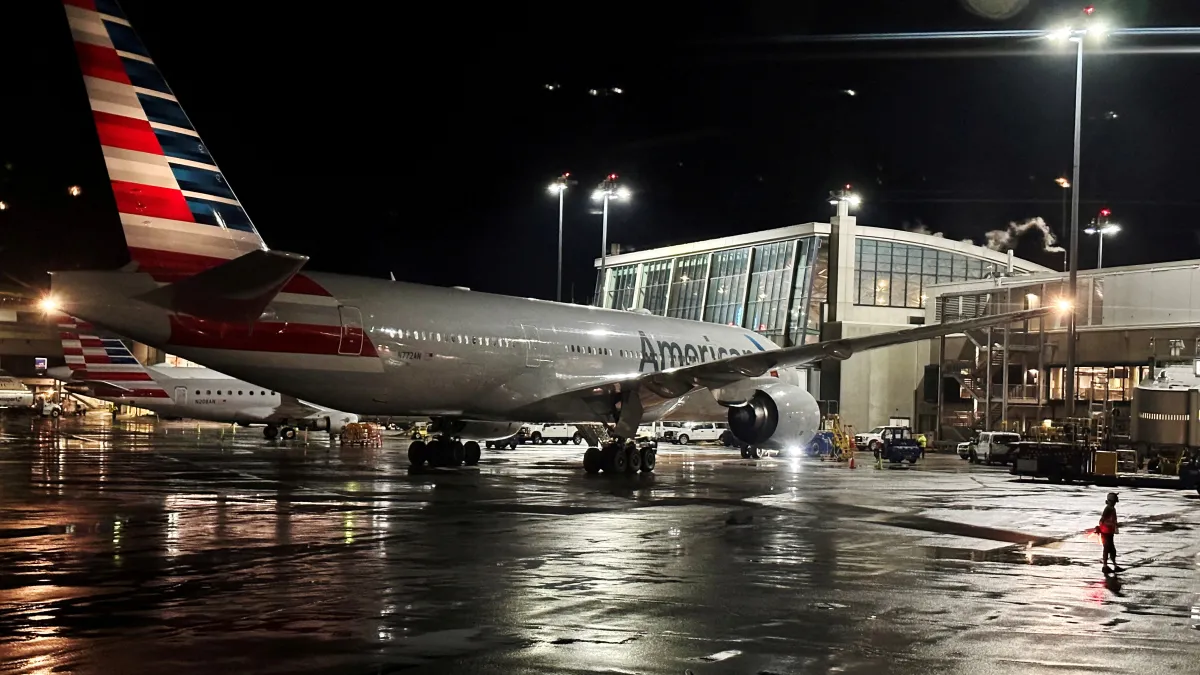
left=57, top=316, right=170, bottom=398
left=61, top=0, right=267, bottom=282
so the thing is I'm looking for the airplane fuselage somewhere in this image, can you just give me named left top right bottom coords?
left=113, top=367, right=288, bottom=423
left=53, top=270, right=800, bottom=422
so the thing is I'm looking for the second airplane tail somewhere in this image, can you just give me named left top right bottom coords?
left=57, top=316, right=170, bottom=399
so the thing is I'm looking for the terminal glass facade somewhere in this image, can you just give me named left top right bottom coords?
left=595, top=230, right=1035, bottom=347
left=666, top=254, right=708, bottom=321
left=704, top=248, right=752, bottom=325
left=855, top=239, right=1006, bottom=309
left=595, top=236, right=827, bottom=346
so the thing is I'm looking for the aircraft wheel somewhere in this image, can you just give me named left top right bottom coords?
left=282, top=426, right=297, bottom=440
left=749, top=446, right=765, bottom=460
left=639, top=446, right=656, bottom=472
left=408, top=440, right=428, bottom=467
left=464, top=441, right=481, bottom=466
left=449, top=440, right=465, bottom=466
left=583, top=447, right=602, bottom=474
left=625, top=445, right=642, bottom=473
left=264, top=425, right=279, bottom=440
left=607, top=444, right=628, bottom=473
left=740, top=446, right=750, bottom=459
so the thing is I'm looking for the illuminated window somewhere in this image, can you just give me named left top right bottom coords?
left=639, top=260, right=672, bottom=315
left=704, top=247, right=750, bottom=325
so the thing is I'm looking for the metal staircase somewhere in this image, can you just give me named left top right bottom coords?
left=938, top=288, right=1046, bottom=433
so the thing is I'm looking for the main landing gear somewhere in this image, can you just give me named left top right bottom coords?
left=582, top=439, right=656, bottom=475
left=263, top=424, right=298, bottom=440
left=408, top=436, right=482, bottom=468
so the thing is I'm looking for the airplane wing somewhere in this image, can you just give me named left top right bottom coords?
left=69, top=379, right=137, bottom=393
left=644, top=305, right=1052, bottom=393
left=271, top=394, right=329, bottom=421
left=532, top=306, right=1052, bottom=433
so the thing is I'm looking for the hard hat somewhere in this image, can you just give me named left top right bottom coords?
left=1106, top=492, right=1119, bottom=503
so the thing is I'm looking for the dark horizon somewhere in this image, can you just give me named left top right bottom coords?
left=3, top=0, right=1200, bottom=300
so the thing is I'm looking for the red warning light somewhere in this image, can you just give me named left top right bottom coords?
left=1083, top=5, right=1095, bottom=15
left=563, top=172, right=570, bottom=177
left=845, top=184, right=852, bottom=189
left=1099, top=208, right=1111, bottom=217
left=609, top=173, right=618, bottom=180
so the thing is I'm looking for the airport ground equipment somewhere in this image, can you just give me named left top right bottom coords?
left=1129, top=364, right=1200, bottom=473
left=807, top=415, right=856, bottom=461
left=341, top=422, right=383, bottom=447
left=863, top=426, right=921, bottom=464
left=1010, top=441, right=1200, bottom=494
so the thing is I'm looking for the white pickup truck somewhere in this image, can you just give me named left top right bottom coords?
left=674, top=422, right=734, bottom=445
left=522, top=423, right=584, bottom=445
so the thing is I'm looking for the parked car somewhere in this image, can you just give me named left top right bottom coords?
left=969, top=431, right=1021, bottom=465
left=674, top=422, right=731, bottom=445
left=522, top=424, right=584, bottom=445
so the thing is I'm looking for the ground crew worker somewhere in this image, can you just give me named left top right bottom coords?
left=917, top=433, right=927, bottom=458
left=1097, top=492, right=1122, bottom=572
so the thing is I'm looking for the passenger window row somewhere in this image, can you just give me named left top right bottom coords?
left=401, top=329, right=514, bottom=348
left=564, top=345, right=648, bottom=360
left=195, top=390, right=275, bottom=396
left=567, top=344, right=613, bottom=356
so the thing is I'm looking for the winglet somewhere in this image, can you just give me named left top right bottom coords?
left=134, top=250, right=309, bottom=322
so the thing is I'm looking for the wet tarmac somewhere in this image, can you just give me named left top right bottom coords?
left=2, top=414, right=1199, bottom=674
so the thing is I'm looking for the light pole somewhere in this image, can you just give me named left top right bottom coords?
left=592, top=174, right=630, bottom=304
left=547, top=172, right=576, bottom=303
left=1055, top=176, right=1070, bottom=272
left=1048, top=5, right=1108, bottom=418
left=1084, top=208, right=1119, bottom=269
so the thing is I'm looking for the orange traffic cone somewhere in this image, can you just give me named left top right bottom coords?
left=848, top=456, right=856, bottom=469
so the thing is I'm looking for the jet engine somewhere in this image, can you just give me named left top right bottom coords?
left=311, top=413, right=359, bottom=434
left=431, top=419, right=524, bottom=441
left=727, top=382, right=822, bottom=451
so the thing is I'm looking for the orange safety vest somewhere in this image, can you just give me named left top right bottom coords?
left=1098, top=509, right=1118, bottom=535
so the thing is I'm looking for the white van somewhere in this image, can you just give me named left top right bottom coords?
left=970, top=431, right=1021, bottom=465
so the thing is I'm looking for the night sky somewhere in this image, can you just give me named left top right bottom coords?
left=2, top=0, right=1199, bottom=301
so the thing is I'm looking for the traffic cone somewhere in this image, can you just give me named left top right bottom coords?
left=848, top=456, right=856, bottom=469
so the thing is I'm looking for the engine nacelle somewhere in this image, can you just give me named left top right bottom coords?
left=308, top=413, right=359, bottom=434
left=727, top=382, right=822, bottom=451
left=431, top=419, right=524, bottom=441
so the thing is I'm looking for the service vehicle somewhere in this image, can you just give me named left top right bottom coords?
left=522, top=423, right=584, bottom=445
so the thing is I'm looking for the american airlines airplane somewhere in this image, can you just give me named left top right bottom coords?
left=0, top=370, right=35, bottom=409
left=48, top=0, right=1051, bottom=473
left=46, top=316, right=359, bottom=439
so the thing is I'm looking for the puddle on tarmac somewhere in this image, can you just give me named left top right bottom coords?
left=923, top=546, right=1073, bottom=566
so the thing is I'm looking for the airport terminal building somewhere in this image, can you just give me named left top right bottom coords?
left=592, top=209, right=1053, bottom=433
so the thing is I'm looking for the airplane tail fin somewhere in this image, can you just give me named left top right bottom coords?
left=57, top=315, right=170, bottom=398
left=60, top=0, right=268, bottom=281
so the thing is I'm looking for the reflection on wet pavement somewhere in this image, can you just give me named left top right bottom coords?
left=2, top=414, right=1198, bottom=674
